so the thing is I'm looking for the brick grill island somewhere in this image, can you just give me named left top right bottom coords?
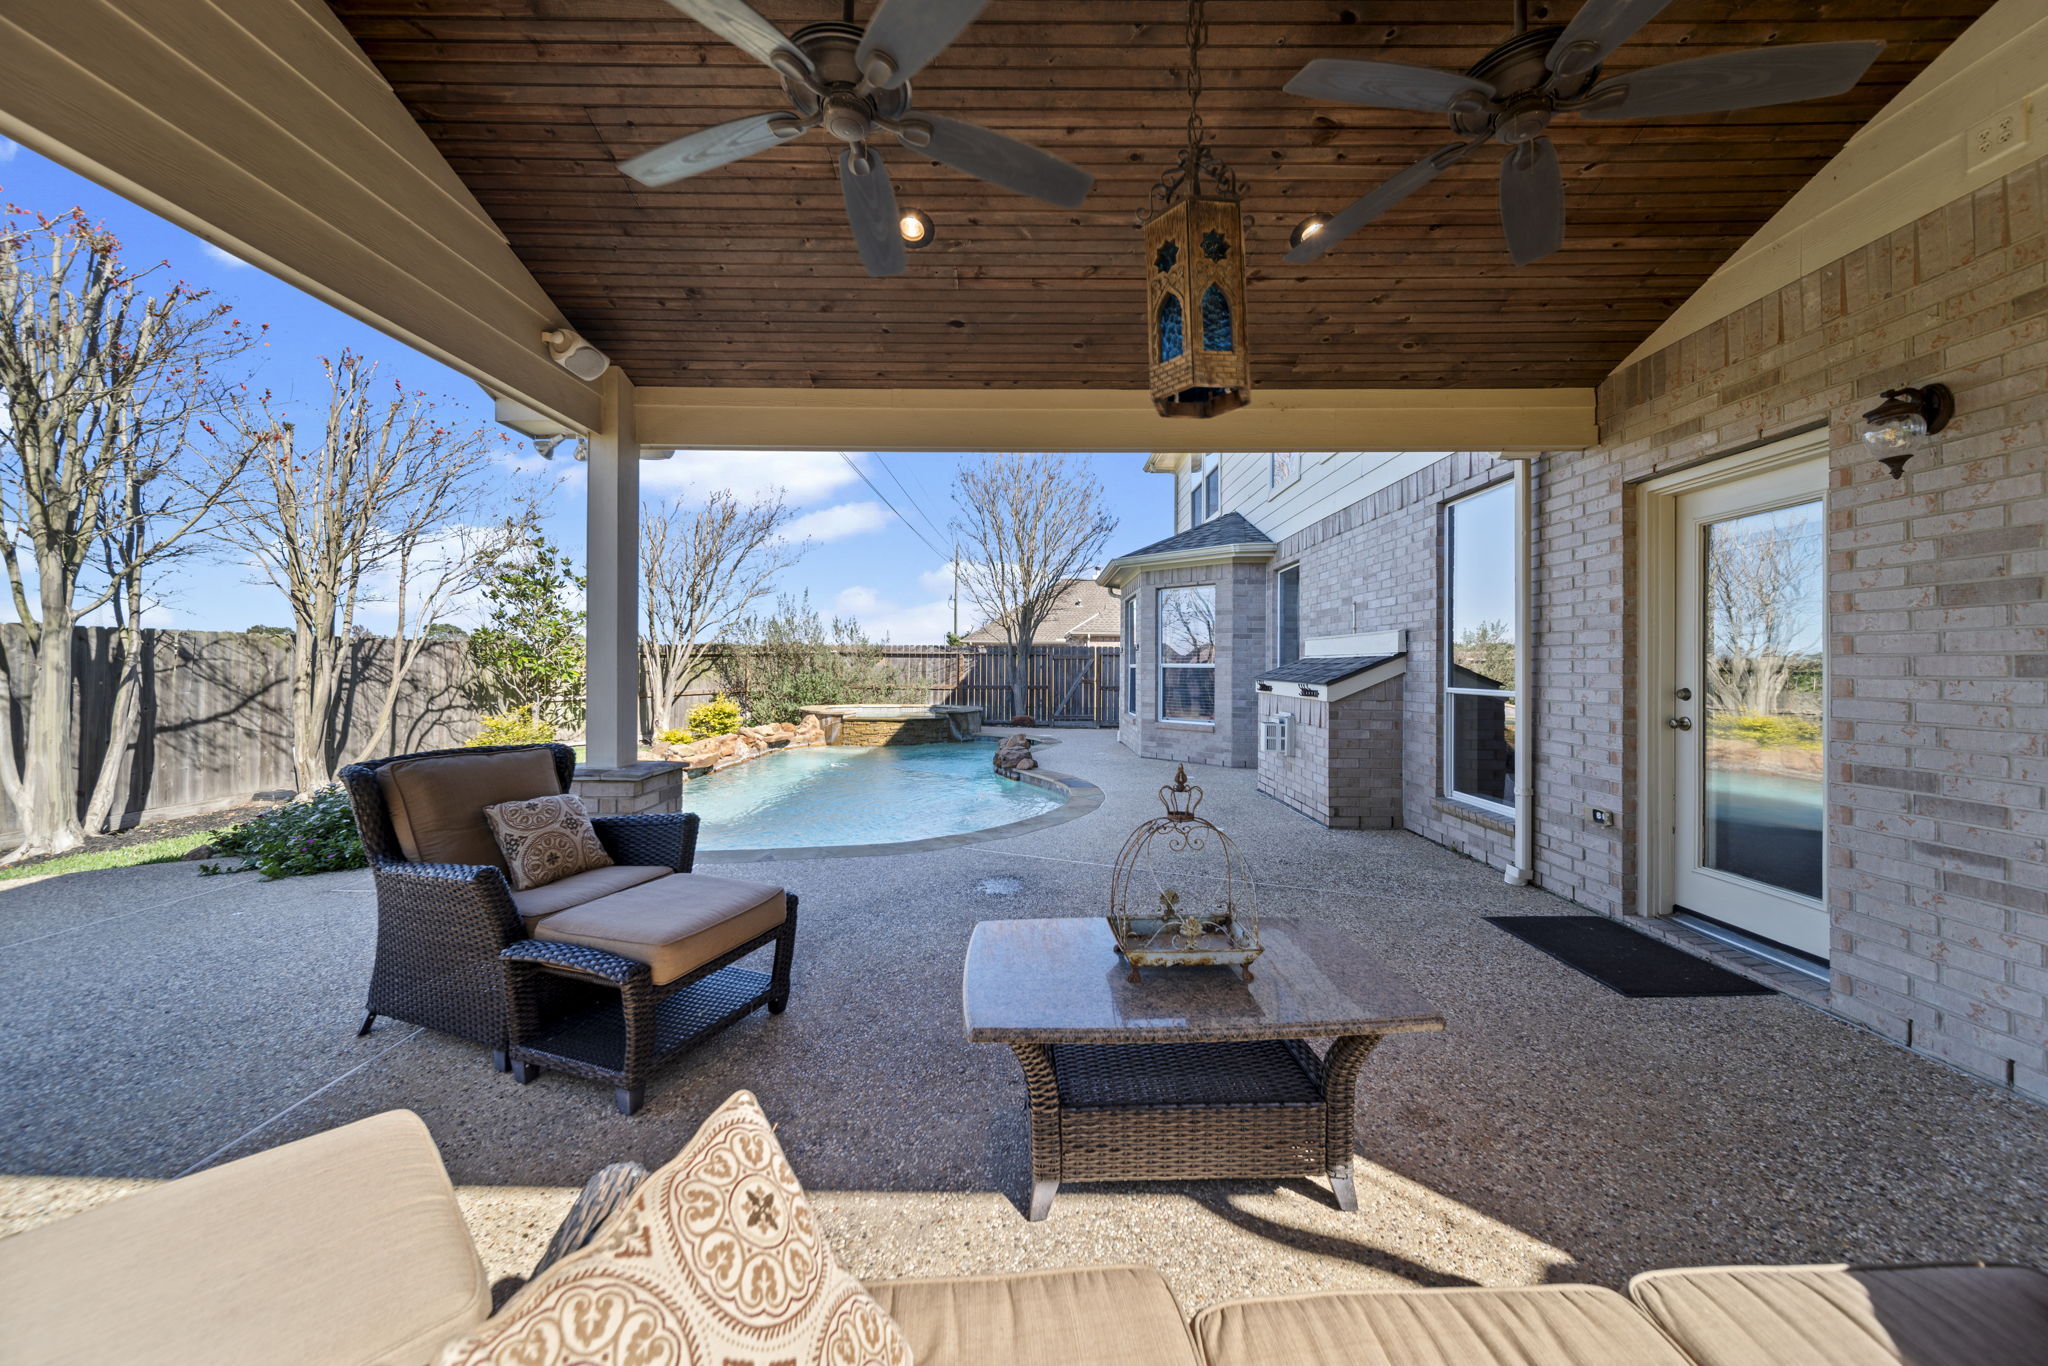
left=799, top=705, right=984, bottom=746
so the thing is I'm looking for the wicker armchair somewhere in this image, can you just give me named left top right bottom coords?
left=339, top=742, right=797, bottom=1113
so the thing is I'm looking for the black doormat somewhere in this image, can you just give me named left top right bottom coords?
left=1485, top=916, right=1775, bottom=998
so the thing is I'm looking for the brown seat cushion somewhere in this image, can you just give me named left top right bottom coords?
left=0, top=1110, right=488, bottom=1366
left=866, top=1265, right=1200, bottom=1366
left=512, top=864, right=671, bottom=926
left=375, top=748, right=561, bottom=870
left=1628, top=1263, right=2048, bottom=1366
left=532, top=873, right=787, bottom=984
left=1192, top=1284, right=1695, bottom=1366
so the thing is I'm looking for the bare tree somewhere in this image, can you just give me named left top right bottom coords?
left=210, top=353, right=521, bottom=790
left=952, top=454, right=1117, bottom=721
left=641, top=489, right=803, bottom=733
left=0, top=207, right=255, bottom=860
left=1704, top=509, right=1824, bottom=721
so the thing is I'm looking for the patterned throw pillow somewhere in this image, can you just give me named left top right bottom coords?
left=438, top=1090, right=910, bottom=1366
left=482, top=793, right=614, bottom=891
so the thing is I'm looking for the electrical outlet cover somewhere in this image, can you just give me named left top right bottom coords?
left=1966, top=99, right=2031, bottom=172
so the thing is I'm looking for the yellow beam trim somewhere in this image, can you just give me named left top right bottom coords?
left=634, top=388, right=1595, bottom=454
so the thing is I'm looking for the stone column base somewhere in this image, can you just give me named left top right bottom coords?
left=572, top=761, right=687, bottom=815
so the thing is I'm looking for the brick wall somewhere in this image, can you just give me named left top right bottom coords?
left=1255, top=679, right=1405, bottom=829
left=1117, top=560, right=1268, bottom=768
left=1560, top=151, right=2048, bottom=1099
left=1274, top=451, right=1519, bottom=867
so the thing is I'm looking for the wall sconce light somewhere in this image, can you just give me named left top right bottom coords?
left=542, top=327, right=611, bottom=382
left=1289, top=212, right=1331, bottom=251
left=899, top=208, right=934, bottom=249
left=1861, top=383, right=1952, bottom=480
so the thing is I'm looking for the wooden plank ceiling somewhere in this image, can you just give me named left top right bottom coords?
left=330, top=0, right=1990, bottom=389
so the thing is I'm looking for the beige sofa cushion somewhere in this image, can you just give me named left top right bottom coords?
left=867, top=1265, right=1200, bottom=1366
left=0, top=1110, right=488, bottom=1366
left=1192, top=1283, right=1695, bottom=1366
left=533, top=872, right=787, bottom=984
left=1628, top=1263, right=2048, bottom=1366
left=438, top=1090, right=907, bottom=1366
left=512, top=863, right=670, bottom=925
left=377, top=747, right=560, bottom=869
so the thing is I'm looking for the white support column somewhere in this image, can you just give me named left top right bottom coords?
left=584, top=369, right=639, bottom=769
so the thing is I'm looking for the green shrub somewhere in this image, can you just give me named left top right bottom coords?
left=201, top=785, right=368, bottom=880
left=1719, top=712, right=1821, bottom=748
left=657, top=727, right=695, bottom=746
left=685, top=694, right=743, bottom=736
left=466, top=707, right=557, bottom=748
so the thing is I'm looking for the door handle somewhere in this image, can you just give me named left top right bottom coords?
left=1667, top=716, right=1693, bottom=731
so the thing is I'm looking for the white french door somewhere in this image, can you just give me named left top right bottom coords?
left=1654, top=449, right=1829, bottom=958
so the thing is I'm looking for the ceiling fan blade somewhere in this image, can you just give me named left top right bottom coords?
left=1286, top=137, right=1487, bottom=265
left=858, top=0, right=990, bottom=89
left=1500, top=137, right=1565, bottom=266
left=914, top=115, right=1093, bottom=208
left=1546, top=0, right=1677, bottom=79
left=662, top=0, right=812, bottom=75
left=619, top=113, right=801, bottom=187
left=1579, top=41, right=1885, bottom=120
left=839, top=147, right=908, bottom=278
left=1285, top=59, right=1495, bottom=113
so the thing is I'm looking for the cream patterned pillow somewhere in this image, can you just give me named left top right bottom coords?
left=482, top=793, right=614, bottom=891
left=439, top=1090, right=910, bottom=1366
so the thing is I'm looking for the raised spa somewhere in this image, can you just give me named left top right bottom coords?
left=798, top=703, right=982, bottom=746
left=687, top=741, right=1061, bottom=853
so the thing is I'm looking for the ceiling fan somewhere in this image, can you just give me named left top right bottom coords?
left=1281, top=0, right=1885, bottom=267
left=620, top=0, right=1094, bottom=277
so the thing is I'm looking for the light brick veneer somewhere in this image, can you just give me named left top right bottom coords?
left=1255, top=680, right=1404, bottom=829
left=1568, top=152, right=2048, bottom=1100
left=1118, top=561, right=1268, bottom=768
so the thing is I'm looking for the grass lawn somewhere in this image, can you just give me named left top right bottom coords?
left=0, top=830, right=215, bottom=883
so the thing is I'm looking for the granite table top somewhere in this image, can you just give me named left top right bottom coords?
left=962, top=917, right=1445, bottom=1045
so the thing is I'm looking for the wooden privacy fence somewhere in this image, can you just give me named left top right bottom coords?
left=0, top=632, right=1120, bottom=843
left=668, top=644, right=1122, bottom=728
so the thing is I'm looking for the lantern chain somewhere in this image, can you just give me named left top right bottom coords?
left=1146, top=0, right=1241, bottom=215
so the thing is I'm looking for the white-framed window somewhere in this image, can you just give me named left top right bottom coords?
left=1122, top=593, right=1138, bottom=715
left=1187, top=454, right=1220, bottom=525
left=1189, top=484, right=1204, bottom=527
left=1157, top=585, right=1216, bottom=722
left=1444, top=483, right=1517, bottom=813
left=1274, top=564, right=1301, bottom=666
left=1270, top=452, right=1300, bottom=488
left=1202, top=460, right=1220, bottom=520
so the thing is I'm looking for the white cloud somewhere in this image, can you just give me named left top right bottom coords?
left=0, top=139, right=17, bottom=162
left=202, top=242, right=250, bottom=269
left=829, top=559, right=963, bottom=643
left=778, top=500, right=888, bottom=544
left=640, top=450, right=861, bottom=504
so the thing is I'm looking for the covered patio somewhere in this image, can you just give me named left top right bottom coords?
left=3, top=729, right=2043, bottom=1305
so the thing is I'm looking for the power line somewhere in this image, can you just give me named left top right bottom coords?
left=872, top=453, right=951, bottom=551
left=838, top=452, right=949, bottom=561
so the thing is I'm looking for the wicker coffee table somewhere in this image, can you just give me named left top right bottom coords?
left=964, top=917, right=1443, bottom=1220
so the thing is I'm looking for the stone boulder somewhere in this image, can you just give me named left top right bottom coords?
left=790, top=715, right=827, bottom=747
left=994, top=732, right=1036, bottom=772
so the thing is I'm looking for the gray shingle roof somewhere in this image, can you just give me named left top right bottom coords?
left=1257, top=654, right=1403, bottom=686
left=1119, top=511, right=1273, bottom=559
left=964, top=578, right=1121, bottom=644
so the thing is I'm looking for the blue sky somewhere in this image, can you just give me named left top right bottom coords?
left=0, top=139, right=1170, bottom=643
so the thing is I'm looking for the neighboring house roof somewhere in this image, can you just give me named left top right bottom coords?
left=1097, top=511, right=1276, bottom=588
left=964, top=578, right=1123, bottom=644
left=1258, top=654, right=1403, bottom=686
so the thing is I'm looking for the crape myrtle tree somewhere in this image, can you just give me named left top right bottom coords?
left=0, top=206, right=257, bottom=860
left=640, top=489, right=802, bottom=735
left=951, top=453, right=1116, bottom=721
left=210, top=352, right=523, bottom=792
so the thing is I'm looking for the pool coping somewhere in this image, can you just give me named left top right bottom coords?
left=694, top=741, right=1101, bottom=863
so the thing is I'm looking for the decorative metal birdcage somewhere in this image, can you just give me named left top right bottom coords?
left=1107, top=765, right=1260, bottom=982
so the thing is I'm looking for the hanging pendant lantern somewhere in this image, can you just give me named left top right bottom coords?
left=1144, top=0, right=1251, bottom=419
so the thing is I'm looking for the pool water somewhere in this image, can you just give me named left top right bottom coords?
left=683, top=742, right=1064, bottom=851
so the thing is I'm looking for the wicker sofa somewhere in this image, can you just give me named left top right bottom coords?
left=339, top=742, right=797, bottom=1114
left=3, top=1108, right=2040, bottom=1366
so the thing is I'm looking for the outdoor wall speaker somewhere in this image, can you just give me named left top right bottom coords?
left=543, top=328, right=611, bottom=382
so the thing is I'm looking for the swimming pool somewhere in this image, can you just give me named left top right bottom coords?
left=683, top=741, right=1066, bottom=852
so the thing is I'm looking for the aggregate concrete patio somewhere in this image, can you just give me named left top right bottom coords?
left=2, top=729, right=2043, bottom=1312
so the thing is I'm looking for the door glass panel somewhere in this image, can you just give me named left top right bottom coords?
left=1701, top=500, right=1824, bottom=899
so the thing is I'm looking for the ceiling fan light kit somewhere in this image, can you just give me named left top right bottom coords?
left=620, top=0, right=1092, bottom=278
left=898, top=207, right=934, bottom=247
left=1279, top=0, right=1885, bottom=268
